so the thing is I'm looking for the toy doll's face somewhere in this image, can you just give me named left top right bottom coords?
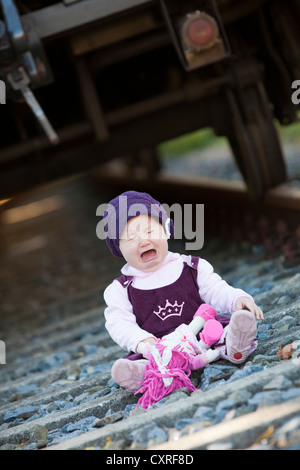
left=119, top=214, right=169, bottom=272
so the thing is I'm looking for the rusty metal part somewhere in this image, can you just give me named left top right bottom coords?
left=256, top=7, right=298, bottom=125
left=21, top=0, right=154, bottom=40
left=0, top=0, right=58, bottom=143
left=225, top=80, right=287, bottom=200
left=181, top=12, right=219, bottom=52
left=159, top=0, right=231, bottom=71
left=74, top=57, right=109, bottom=142
left=69, top=9, right=162, bottom=57
left=180, top=10, right=228, bottom=68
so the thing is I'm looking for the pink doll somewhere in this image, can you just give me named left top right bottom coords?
left=135, top=304, right=223, bottom=408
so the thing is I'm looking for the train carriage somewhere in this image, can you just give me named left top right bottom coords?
left=0, top=0, right=299, bottom=200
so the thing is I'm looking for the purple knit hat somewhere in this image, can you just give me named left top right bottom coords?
left=103, top=190, right=174, bottom=257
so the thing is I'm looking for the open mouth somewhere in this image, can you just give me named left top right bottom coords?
left=140, top=249, right=157, bottom=262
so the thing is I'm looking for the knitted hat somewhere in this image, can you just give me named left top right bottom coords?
left=103, top=190, right=174, bottom=257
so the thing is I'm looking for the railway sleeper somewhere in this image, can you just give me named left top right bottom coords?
left=0, top=315, right=299, bottom=449
left=43, top=360, right=300, bottom=450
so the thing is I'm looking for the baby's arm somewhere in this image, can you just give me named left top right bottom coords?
left=195, top=257, right=254, bottom=314
left=103, top=281, right=156, bottom=353
left=136, top=337, right=157, bottom=357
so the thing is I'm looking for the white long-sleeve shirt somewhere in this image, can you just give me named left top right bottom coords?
left=103, top=252, right=252, bottom=353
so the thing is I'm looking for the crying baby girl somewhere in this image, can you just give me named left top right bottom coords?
left=102, top=191, right=263, bottom=393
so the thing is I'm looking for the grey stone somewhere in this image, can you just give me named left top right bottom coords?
left=273, top=316, right=294, bottom=331
left=48, top=430, right=83, bottom=446
left=263, top=375, right=292, bottom=391
left=248, top=391, right=282, bottom=408
left=274, top=417, right=300, bottom=448
left=200, top=365, right=235, bottom=390
left=62, top=416, right=97, bottom=433
left=277, top=296, right=293, bottom=306
left=276, top=416, right=300, bottom=436
left=215, top=399, right=236, bottom=414
left=24, top=442, right=37, bottom=450
left=16, top=384, right=39, bottom=396
left=40, top=352, right=72, bottom=370
left=257, top=323, right=272, bottom=340
left=193, top=406, right=214, bottom=421
left=227, top=365, right=264, bottom=382
left=257, top=391, right=282, bottom=408
left=82, top=344, right=98, bottom=356
left=281, top=388, right=300, bottom=401
left=0, top=444, right=16, bottom=450
left=207, top=442, right=233, bottom=450
left=28, top=424, right=48, bottom=444
left=128, top=424, right=168, bottom=446
left=212, top=400, right=236, bottom=424
left=175, top=418, right=199, bottom=431
left=228, top=390, right=252, bottom=406
left=3, top=406, right=38, bottom=423
left=252, top=354, right=281, bottom=365
left=93, top=411, right=124, bottom=428
left=208, top=379, right=226, bottom=390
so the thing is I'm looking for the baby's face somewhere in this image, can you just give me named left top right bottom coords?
left=119, top=214, right=169, bottom=272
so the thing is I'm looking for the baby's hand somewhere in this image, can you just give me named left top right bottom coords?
left=235, top=296, right=264, bottom=320
left=137, top=337, right=157, bottom=358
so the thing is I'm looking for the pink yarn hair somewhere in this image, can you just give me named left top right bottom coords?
left=135, top=340, right=197, bottom=409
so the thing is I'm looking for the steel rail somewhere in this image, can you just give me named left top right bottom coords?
left=91, top=164, right=300, bottom=222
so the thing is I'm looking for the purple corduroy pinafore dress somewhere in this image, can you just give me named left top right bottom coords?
left=116, top=256, right=230, bottom=361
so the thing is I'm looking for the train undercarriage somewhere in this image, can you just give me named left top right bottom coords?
left=0, top=0, right=300, bottom=200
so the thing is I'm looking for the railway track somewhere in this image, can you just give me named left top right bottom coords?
left=0, top=173, right=299, bottom=451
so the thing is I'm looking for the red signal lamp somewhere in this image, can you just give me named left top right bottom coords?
left=182, top=12, right=219, bottom=52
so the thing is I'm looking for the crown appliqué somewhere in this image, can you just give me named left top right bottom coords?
left=153, top=299, right=185, bottom=321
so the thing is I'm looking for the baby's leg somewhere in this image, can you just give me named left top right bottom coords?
left=216, top=310, right=257, bottom=363
left=111, top=358, right=148, bottom=392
